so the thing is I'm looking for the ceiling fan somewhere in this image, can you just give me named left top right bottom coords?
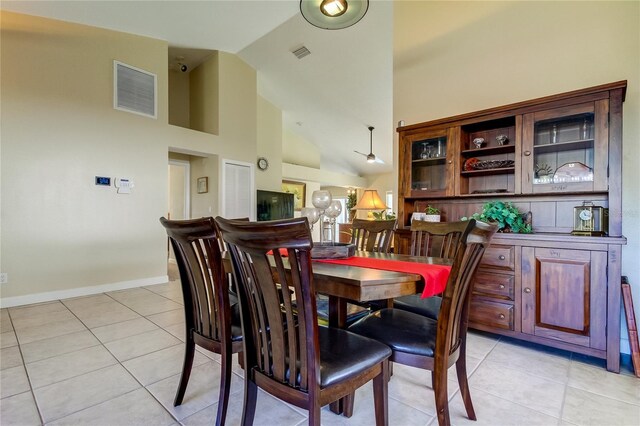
left=354, top=126, right=384, bottom=164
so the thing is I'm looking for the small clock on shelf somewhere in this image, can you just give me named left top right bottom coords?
left=257, top=157, right=269, bottom=171
left=571, top=201, right=607, bottom=236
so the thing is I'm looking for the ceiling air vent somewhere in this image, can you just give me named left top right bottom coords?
left=114, top=61, right=157, bottom=119
left=291, top=46, right=311, bottom=60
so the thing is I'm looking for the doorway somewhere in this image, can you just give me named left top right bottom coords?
left=167, top=159, right=190, bottom=278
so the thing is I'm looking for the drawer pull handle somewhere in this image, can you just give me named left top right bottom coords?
left=448, top=160, right=452, bottom=164
left=499, top=284, right=505, bottom=289
left=524, top=287, right=532, bottom=293
left=498, top=255, right=506, bottom=260
left=498, top=314, right=506, bottom=319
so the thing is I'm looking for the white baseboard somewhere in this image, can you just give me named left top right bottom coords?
left=0, top=275, right=169, bottom=308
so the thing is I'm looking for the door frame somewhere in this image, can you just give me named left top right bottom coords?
left=168, top=159, right=191, bottom=220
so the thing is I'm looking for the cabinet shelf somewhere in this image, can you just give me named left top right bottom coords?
left=533, top=138, right=594, bottom=154
left=460, top=167, right=515, bottom=177
left=412, top=157, right=446, bottom=164
left=458, top=191, right=515, bottom=198
left=461, top=145, right=515, bottom=157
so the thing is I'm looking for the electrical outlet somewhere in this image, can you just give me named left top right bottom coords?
left=0, top=273, right=7, bottom=284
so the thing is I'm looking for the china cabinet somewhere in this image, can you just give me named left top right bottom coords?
left=396, top=81, right=627, bottom=372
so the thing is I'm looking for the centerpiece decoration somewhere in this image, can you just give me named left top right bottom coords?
left=302, top=190, right=356, bottom=259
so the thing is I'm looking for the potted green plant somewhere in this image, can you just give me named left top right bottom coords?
left=346, top=192, right=357, bottom=222
left=424, top=205, right=441, bottom=222
left=372, top=210, right=396, bottom=221
left=464, top=201, right=532, bottom=233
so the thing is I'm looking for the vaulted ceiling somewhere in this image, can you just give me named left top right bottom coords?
left=2, top=0, right=394, bottom=177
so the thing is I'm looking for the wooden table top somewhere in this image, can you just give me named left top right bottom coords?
left=311, top=251, right=450, bottom=302
left=223, top=250, right=450, bottom=302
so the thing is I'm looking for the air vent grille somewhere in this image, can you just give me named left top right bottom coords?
left=114, top=61, right=157, bottom=119
left=291, top=46, right=311, bottom=60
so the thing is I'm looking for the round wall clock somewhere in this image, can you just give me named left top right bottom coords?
left=257, top=157, right=269, bottom=171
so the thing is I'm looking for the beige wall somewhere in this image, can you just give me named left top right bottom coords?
left=0, top=12, right=169, bottom=300
left=0, top=12, right=259, bottom=304
left=257, top=96, right=283, bottom=191
left=283, top=129, right=321, bottom=169
left=394, top=1, right=640, bottom=352
left=189, top=52, right=219, bottom=135
left=189, top=155, right=218, bottom=219
left=168, top=70, right=190, bottom=128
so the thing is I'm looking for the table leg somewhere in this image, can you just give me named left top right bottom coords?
left=329, top=295, right=348, bottom=415
left=328, top=295, right=347, bottom=328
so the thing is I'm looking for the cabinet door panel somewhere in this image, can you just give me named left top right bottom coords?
left=522, top=102, right=609, bottom=195
left=522, top=247, right=607, bottom=349
left=537, top=257, right=589, bottom=333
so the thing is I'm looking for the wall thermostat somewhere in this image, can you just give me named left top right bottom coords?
left=95, top=176, right=111, bottom=186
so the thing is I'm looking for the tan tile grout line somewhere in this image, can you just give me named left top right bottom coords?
left=5, top=291, right=185, bottom=425
left=5, top=309, right=46, bottom=426
left=71, top=293, right=185, bottom=423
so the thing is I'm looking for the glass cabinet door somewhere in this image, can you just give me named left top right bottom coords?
left=401, top=128, right=455, bottom=198
left=522, top=101, right=608, bottom=194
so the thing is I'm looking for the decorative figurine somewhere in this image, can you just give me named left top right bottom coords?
left=496, top=134, right=509, bottom=146
left=472, top=137, right=485, bottom=149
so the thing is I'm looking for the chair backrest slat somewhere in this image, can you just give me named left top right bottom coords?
left=351, top=218, right=396, bottom=253
left=160, top=217, right=231, bottom=343
left=437, top=220, right=497, bottom=357
left=409, top=220, right=469, bottom=259
left=216, top=217, right=318, bottom=392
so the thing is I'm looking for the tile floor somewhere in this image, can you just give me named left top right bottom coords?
left=1, top=278, right=639, bottom=426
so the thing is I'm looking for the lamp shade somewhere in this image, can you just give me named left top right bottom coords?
left=353, top=190, right=388, bottom=210
left=300, top=0, right=369, bottom=30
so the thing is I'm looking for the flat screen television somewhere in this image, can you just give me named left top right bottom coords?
left=256, top=190, right=294, bottom=221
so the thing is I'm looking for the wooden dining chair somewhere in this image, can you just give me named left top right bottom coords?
left=347, top=218, right=397, bottom=320
left=393, top=220, right=471, bottom=319
left=215, top=216, right=391, bottom=426
left=350, top=218, right=396, bottom=253
left=159, top=217, right=243, bottom=426
left=347, top=219, right=497, bottom=426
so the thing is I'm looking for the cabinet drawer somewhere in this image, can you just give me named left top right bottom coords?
left=473, top=272, right=514, bottom=300
left=480, top=245, right=515, bottom=271
left=469, top=298, right=514, bottom=330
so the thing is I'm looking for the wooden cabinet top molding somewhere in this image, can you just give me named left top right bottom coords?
left=397, top=81, right=627, bottom=133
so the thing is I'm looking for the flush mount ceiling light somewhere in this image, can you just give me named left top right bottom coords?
left=300, top=0, right=369, bottom=30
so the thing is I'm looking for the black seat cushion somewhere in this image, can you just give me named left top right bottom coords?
left=318, top=326, right=391, bottom=388
left=393, top=294, right=442, bottom=320
left=228, top=293, right=243, bottom=341
left=348, top=308, right=438, bottom=357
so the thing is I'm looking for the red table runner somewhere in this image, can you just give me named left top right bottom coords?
left=315, top=257, right=451, bottom=298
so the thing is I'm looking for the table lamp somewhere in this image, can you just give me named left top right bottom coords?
left=353, top=189, right=388, bottom=219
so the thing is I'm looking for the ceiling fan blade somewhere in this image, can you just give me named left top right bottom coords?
left=374, top=157, right=385, bottom=164
left=354, top=150, right=367, bottom=157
